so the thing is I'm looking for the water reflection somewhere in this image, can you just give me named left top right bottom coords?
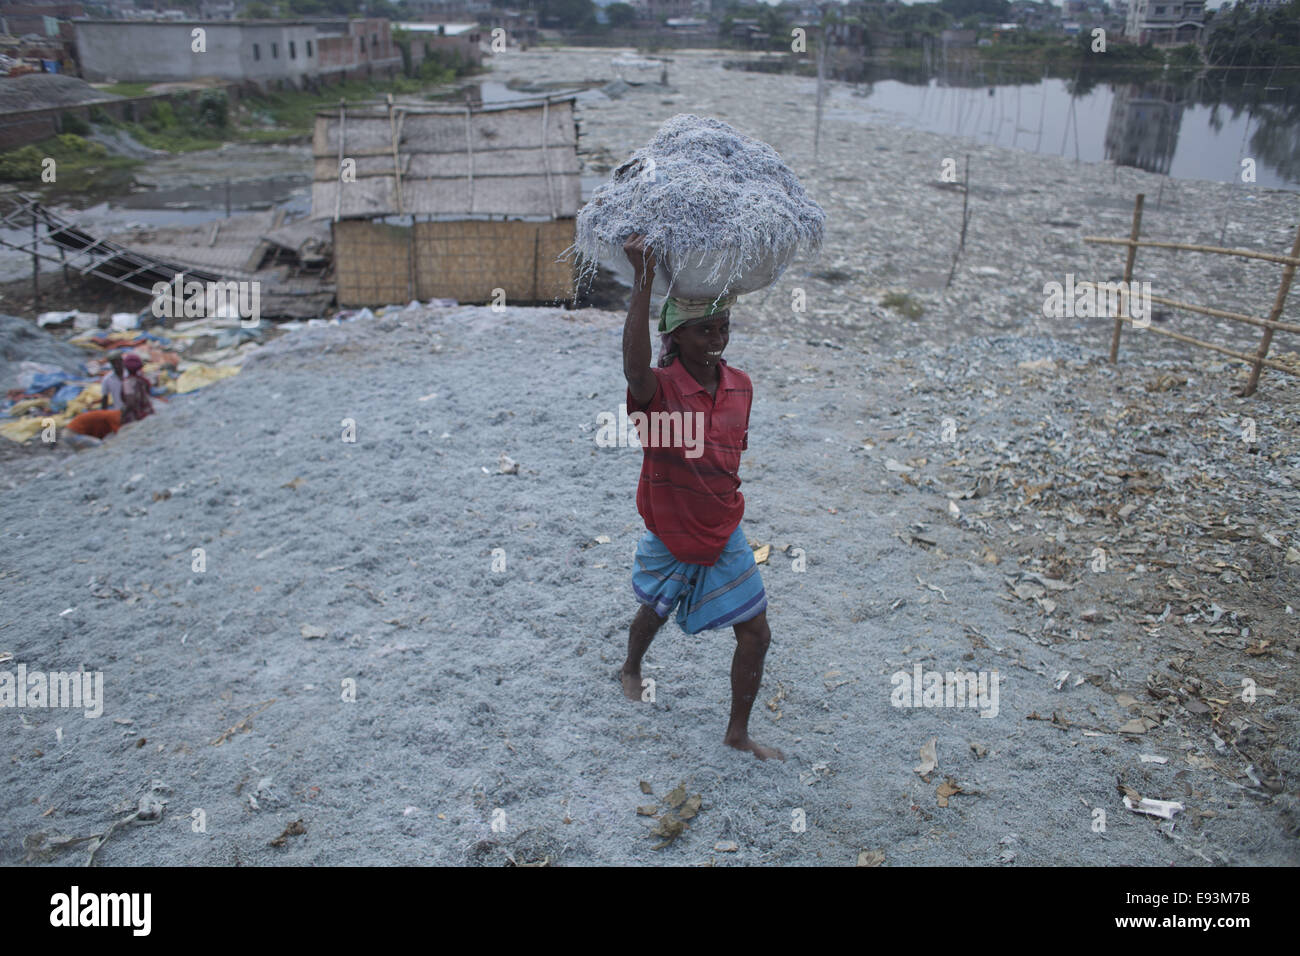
left=1104, top=82, right=1185, bottom=175
left=727, top=58, right=1300, bottom=189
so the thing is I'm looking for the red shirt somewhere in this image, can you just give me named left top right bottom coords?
left=627, top=358, right=752, bottom=566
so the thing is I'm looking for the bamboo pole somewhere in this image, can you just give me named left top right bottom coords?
left=464, top=104, right=475, bottom=216
left=31, top=201, right=39, bottom=309
left=334, top=100, right=345, bottom=223
left=1074, top=284, right=1300, bottom=335
left=531, top=227, right=540, bottom=303
left=1242, top=223, right=1300, bottom=396
left=1145, top=292, right=1300, bottom=335
left=387, top=94, right=404, bottom=216
left=945, top=154, right=970, bottom=290
left=1109, top=193, right=1144, bottom=363
left=1083, top=235, right=1300, bottom=267
left=1110, top=316, right=1298, bottom=375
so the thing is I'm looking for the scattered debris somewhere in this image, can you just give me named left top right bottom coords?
left=914, top=737, right=938, bottom=777
left=269, top=818, right=306, bottom=847
left=1122, top=795, right=1185, bottom=820
left=936, top=778, right=964, bottom=807
left=212, top=698, right=276, bottom=746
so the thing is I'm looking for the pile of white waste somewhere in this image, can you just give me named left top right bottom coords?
left=568, top=114, right=825, bottom=298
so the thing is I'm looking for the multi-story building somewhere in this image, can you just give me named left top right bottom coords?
left=1125, top=0, right=1205, bottom=44
left=395, top=22, right=485, bottom=66
left=71, top=17, right=402, bottom=85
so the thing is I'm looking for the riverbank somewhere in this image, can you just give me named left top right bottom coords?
left=0, top=64, right=488, bottom=201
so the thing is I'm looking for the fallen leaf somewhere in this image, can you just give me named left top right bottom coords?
left=752, top=544, right=771, bottom=564
left=281, top=477, right=305, bottom=490
left=651, top=813, right=686, bottom=849
left=914, top=736, right=938, bottom=777
left=638, top=781, right=653, bottom=795
left=636, top=804, right=658, bottom=816
left=677, top=794, right=702, bottom=821
left=936, top=778, right=964, bottom=807
left=714, top=840, right=739, bottom=853
left=300, top=624, right=327, bottom=639
left=663, top=784, right=687, bottom=810
left=269, top=818, right=306, bottom=847
left=856, top=848, right=886, bottom=867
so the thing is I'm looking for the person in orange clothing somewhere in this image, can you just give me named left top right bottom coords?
left=64, top=352, right=158, bottom=447
left=65, top=407, right=121, bottom=444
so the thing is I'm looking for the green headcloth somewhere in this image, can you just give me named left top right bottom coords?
left=657, top=292, right=738, bottom=334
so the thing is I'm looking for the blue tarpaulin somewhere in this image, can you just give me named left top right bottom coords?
left=49, top=383, right=84, bottom=412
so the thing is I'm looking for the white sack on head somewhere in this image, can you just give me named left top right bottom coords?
left=565, top=114, right=825, bottom=298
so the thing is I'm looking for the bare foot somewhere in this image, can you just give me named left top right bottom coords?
left=620, top=666, right=644, bottom=701
left=724, top=733, right=785, bottom=761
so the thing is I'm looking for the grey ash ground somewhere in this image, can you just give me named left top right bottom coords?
left=1, top=303, right=1296, bottom=866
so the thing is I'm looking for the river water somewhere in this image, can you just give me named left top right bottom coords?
left=745, top=56, right=1300, bottom=192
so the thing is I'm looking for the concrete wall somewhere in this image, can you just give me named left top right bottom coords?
left=73, top=21, right=323, bottom=84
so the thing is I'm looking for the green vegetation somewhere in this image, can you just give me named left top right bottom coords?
left=882, top=292, right=924, bottom=320
left=539, top=0, right=597, bottom=31
left=97, top=81, right=153, bottom=98
left=0, top=133, right=133, bottom=187
left=1205, top=0, right=1300, bottom=76
left=241, top=0, right=402, bottom=17
left=120, top=97, right=227, bottom=152
left=606, top=3, right=636, bottom=29
left=59, top=112, right=91, bottom=136
left=0, top=44, right=471, bottom=195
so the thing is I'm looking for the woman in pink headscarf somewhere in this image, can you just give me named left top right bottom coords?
left=119, top=352, right=154, bottom=424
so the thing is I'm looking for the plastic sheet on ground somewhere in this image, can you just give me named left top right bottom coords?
left=172, top=364, right=240, bottom=394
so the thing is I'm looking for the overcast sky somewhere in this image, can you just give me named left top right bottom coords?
left=728, top=0, right=1236, bottom=10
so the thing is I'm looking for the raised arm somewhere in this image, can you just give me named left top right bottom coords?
left=622, top=233, right=659, bottom=408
